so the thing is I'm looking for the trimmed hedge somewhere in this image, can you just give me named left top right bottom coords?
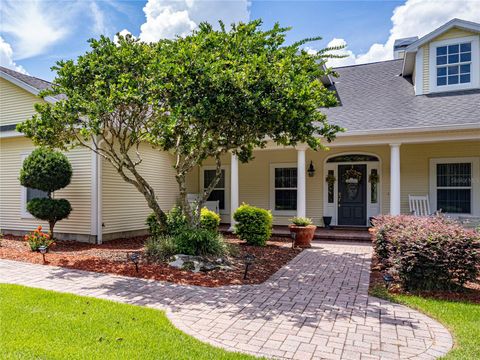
left=372, top=215, right=480, bottom=291
left=173, top=228, right=227, bottom=257
left=200, top=208, right=221, bottom=232
left=233, top=203, right=272, bottom=246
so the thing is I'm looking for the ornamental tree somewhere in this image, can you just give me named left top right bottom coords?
left=18, top=20, right=342, bottom=228
left=20, top=148, right=73, bottom=237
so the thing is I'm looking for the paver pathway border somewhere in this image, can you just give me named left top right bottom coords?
left=0, top=242, right=452, bottom=359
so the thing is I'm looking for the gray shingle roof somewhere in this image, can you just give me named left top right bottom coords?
left=323, top=59, right=480, bottom=133
left=0, top=66, right=65, bottom=101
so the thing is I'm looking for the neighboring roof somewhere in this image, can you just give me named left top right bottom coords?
left=393, top=37, right=418, bottom=51
left=323, top=59, right=480, bottom=134
left=0, top=66, right=64, bottom=102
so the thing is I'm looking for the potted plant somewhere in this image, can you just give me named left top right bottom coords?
left=289, top=217, right=316, bottom=248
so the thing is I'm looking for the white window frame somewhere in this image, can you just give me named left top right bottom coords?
left=270, top=163, right=297, bottom=216
left=429, top=157, right=480, bottom=217
left=200, top=165, right=229, bottom=215
left=429, top=35, right=480, bottom=93
left=20, top=153, right=49, bottom=219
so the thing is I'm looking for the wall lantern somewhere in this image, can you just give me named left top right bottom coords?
left=307, top=161, right=315, bottom=177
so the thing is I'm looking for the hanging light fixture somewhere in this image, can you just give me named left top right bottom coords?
left=307, top=161, right=315, bottom=177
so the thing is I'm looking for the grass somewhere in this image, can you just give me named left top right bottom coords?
left=0, top=284, right=257, bottom=360
left=370, top=286, right=480, bottom=360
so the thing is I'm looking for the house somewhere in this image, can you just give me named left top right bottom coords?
left=1, top=18, right=479, bottom=242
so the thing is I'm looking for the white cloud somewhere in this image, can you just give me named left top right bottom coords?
left=90, top=1, right=108, bottom=36
left=0, top=36, right=27, bottom=73
left=0, top=0, right=70, bottom=59
left=139, top=0, right=250, bottom=42
left=325, top=38, right=356, bottom=68
left=325, top=0, right=480, bottom=67
left=114, top=29, right=136, bottom=44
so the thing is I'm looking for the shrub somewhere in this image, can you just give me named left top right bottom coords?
left=372, top=215, right=480, bottom=291
left=290, top=216, right=313, bottom=226
left=200, top=208, right=221, bottom=232
left=233, top=203, right=272, bottom=246
left=145, top=236, right=177, bottom=262
left=24, top=226, right=53, bottom=252
left=146, top=206, right=188, bottom=238
left=173, top=228, right=227, bottom=257
left=20, top=148, right=72, bottom=238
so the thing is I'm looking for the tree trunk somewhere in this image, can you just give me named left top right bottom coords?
left=49, top=220, right=55, bottom=240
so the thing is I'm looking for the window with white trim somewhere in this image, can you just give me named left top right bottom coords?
left=436, top=42, right=471, bottom=86
left=273, top=167, right=297, bottom=211
left=435, top=162, right=471, bottom=213
left=203, top=169, right=225, bottom=210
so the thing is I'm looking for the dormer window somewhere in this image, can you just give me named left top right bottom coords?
left=436, top=42, right=471, bottom=86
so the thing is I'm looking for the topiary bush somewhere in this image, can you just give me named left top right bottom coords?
left=372, top=215, right=480, bottom=291
left=173, top=228, right=227, bottom=257
left=20, top=148, right=72, bottom=238
left=233, top=203, right=273, bottom=246
left=200, top=208, right=221, bottom=232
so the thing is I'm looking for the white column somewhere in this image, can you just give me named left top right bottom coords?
left=390, top=143, right=401, bottom=215
left=297, top=147, right=307, bottom=218
left=230, top=153, right=239, bottom=229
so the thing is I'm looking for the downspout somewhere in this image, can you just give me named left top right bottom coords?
left=96, top=139, right=104, bottom=244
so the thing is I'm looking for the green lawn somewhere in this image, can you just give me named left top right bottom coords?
left=0, top=284, right=257, bottom=360
left=370, top=286, right=480, bottom=360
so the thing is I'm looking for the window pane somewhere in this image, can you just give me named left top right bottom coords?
left=436, top=46, right=447, bottom=56
left=460, top=64, right=470, bottom=74
left=460, top=74, right=471, bottom=83
left=448, top=75, right=459, bottom=84
left=437, top=76, right=447, bottom=86
left=460, top=52, right=471, bottom=62
left=437, top=67, right=447, bottom=76
left=436, top=55, right=447, bottom=65
left=207, top=189, right=225, bottom=210
left=437, top=163, right=471, bottom=187
left=437, top=189, right=471, bottom=213
left=274, top=168, right=297, bottom=188
left=27, top=188, right=48, bottom=202
left=448, top=54, right=459, bottom=64
left=460, top=43, right=471, bottom=52
left=447, top=66, right=458, bottom=75
left=275, top=190, right=297, bottom=211
left=448, top=44, right=459, bottom=54
left=204, top=169, right=225, bottom=189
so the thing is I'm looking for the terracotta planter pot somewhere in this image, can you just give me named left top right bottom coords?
left=289, top=224, right=317, bottom=248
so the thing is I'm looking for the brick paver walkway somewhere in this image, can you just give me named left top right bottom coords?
left=0, top=242, right=452, bottom=360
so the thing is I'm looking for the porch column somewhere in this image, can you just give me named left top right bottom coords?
left=230, top=152, right=239, bottom=229
left=297, top=146, right=307, bottom=218
left=390, top=143, right=401, bottom=215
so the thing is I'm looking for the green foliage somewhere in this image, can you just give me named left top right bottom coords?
left=290, top=217, right=313, bottom=226
left=200, top=208, right=221, bottom=232
left=27, top=198, right=72, bottom=224
left=146, top=206, right=188, bottom=238
left=145, top=236, right=177, bottom=263
left=372, top=215, right=480, bottom=291
left=20, top=148, right=72, bottom=193
left=17, top=21, right=341, bottom=229
left=173, top=228, right=227, bottom=257
left=233, top=204, right=273, bottom=246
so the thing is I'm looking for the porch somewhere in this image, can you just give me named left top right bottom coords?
left=187, top=135, right=480, bottom=229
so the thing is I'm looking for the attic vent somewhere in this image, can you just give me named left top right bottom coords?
left=393, top=37, right=418, bottom=59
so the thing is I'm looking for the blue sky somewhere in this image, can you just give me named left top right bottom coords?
left=1, top=0, right=479, bottom=81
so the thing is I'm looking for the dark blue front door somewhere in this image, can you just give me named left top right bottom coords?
left=338, top=164, right=367, bottom=226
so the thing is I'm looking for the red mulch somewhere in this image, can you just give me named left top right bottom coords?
left=369, top=257, right=480, bottom=304
left=0, top=234, right=301, bottom=287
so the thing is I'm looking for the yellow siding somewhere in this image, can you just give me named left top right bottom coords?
left=102, top=144, right=178, bottom=235
left=189, top=141, right=479, bottom=225
left=0, top=137, right=92, bottom=234
left=400, top=141, right=480, bottom=214
left=0, top=78, right=44, bottom=126
left=421, top=28, right=479, bottom=94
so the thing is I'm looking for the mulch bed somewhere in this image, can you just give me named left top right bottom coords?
left=0, top=234, right=302, bottom=287
left=369, top=257, right=480, bottom=304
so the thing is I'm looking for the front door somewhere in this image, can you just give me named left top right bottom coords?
left=338, top=164, right=367, bottom=226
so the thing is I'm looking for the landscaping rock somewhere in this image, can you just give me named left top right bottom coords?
left=168, top=254, right=233, bottom=273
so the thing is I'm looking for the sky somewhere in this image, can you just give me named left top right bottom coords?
left=1, top=0, right=480, bottom=81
